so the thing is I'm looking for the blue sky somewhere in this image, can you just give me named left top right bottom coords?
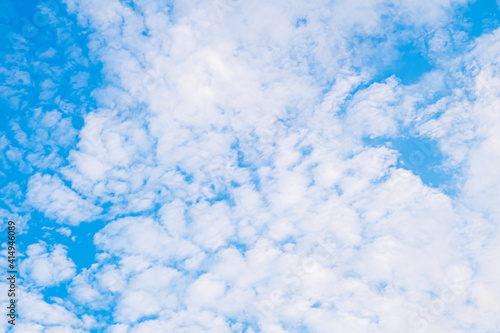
left=1, top=0, right=500, bottom=332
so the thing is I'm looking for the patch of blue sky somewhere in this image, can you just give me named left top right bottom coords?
left=342, top=0, right=500, bottom=104
left=1, top=28, right=101, bottom=219
left=0, top=0, right=104, bottom=317
left=338, top=1, right=500, bottom=197
left=379, top=43, right=433, bottom=86
left=311, top=301, right=321, bottom=308
left=462, top=0, right=500, bottom=37
left=357, top=1, right=500, bottom=85
left=206, top=188, right=234, bottom=205
left=363, top=135, right=455, bottom=194
left=228, top=240, right=249, bottom=254
left=296, top=18, right=307, bottom=28
left=16, top=210, right=103, bottom=295
left=376, top=280, right=388, bottom=293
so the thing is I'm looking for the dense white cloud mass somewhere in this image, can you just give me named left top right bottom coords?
left=4, top=0, right=500, bottom=331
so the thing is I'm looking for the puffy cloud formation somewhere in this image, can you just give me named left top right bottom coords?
left=27, top=173, right=102, bottom=225
left=1, top=0, right=500, bottom=332
left=20, top=241, right=76, bottom=287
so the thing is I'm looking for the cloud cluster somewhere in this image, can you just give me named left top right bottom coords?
left=20, top=241, right=76, bottom=287
left=4, top=0, right=500, bottom=331
left=27, top=173, right=102, bottom=225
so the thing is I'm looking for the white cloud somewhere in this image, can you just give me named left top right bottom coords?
left=39, top=47, right=57, bottom=59
left=20, top=241, right=76, bottom=287
left=56, top=226, right=72, bottom=237
left=15, top=0, right=495, bottom=331
left=27, top=173, right=102, bottom=225
left=13, top=290, right=82, bottom=329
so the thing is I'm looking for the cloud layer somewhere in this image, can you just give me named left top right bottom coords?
left=1, top=0, right=500, bottom=332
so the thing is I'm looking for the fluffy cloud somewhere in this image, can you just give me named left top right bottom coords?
left=27, top=173, right=102, bottom=225
left=20, top=241, right=76, bottom=287
left=3, top=0, right=500, bottom=331
left=55, top=0, right=500, bottom=331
